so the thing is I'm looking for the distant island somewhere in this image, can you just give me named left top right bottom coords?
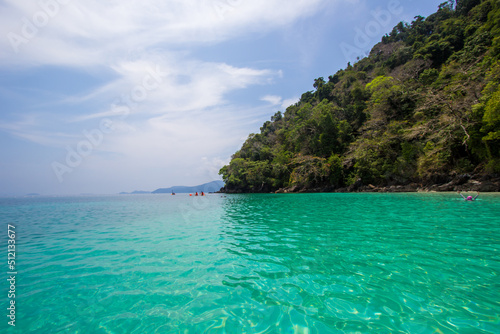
left=220, top=1, right=500, bottom=193
left=152, top=181, right=225, bottom=194
left=120, top=181, right=225, bottom=194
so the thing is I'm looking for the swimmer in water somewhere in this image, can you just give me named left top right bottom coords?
left=457, top=191, right=479, bottom=201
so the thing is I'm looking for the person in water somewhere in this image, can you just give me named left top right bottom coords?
left=458, top=191, right=479, bottom=201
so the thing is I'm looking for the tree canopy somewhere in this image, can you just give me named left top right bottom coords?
left=220, top=0, right=500, bottom=193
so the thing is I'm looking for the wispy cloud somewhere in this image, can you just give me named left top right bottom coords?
left=66, top=56, right=281, bottom=122
left=261, top=95, right=283, bottom=106
left=0, top=114, right=80, bottom=147
left=0, top=0, right=329, bottom=128
left=261, top=95, right=300, bottom=110
left=0, top=0, right=331, bottom=67
left=281, top=97, right=300, bottom=109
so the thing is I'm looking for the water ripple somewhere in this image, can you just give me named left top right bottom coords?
left=1, top=193, right=499, bottom=333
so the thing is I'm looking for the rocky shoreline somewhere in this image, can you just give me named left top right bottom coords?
left=222, top=173, right=500, bottom=194
left=282, top=174, right=500, bottom=193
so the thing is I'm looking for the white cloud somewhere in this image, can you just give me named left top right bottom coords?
left=0, top=0, right=328, bottom=128
left=281, top=97, right=300, bottom=109
left=0, top=52, right=281, bottom=154
left=261, top=95, right=299, bottom=110
left=0, top=0, right=331, bottom=67
left=0, top=114, right=79, bottom=147
left=261, top=95, right=282, bottom=106
left=67, top=56, right=281, bottom=122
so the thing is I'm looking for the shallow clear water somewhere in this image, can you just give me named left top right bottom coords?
left=1, top=193, right=499, bottom=333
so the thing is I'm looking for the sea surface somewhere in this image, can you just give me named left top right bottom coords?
left=1, top=193, right=499, bottom=333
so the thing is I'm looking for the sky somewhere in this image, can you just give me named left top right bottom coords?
left=0, top=0, right=443, bottom=196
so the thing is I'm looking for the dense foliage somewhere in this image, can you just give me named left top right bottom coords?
left=220, top=0, right=500, bottom=192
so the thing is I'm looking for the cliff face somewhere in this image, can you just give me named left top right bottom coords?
left=220, top=1, right=500, bottom=193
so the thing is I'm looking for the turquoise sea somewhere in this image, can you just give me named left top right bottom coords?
left=1, top=193, right=499, bottom=333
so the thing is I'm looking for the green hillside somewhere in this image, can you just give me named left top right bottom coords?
left=220, top=0, right=500, bottom=193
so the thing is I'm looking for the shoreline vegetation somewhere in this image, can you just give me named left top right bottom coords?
left=219, top=1, right=500, bottom=194
left=221, top=173, right=500, bottom=194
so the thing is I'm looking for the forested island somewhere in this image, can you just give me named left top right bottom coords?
left=219, top=0, right=500, bottom=193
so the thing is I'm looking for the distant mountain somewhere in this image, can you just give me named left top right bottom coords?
left=120, top=190, right=151, bottom=195
left=152, top=181, right=225, bottom=194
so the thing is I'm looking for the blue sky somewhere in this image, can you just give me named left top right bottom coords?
left=0, top=0, right=443, bottom=195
